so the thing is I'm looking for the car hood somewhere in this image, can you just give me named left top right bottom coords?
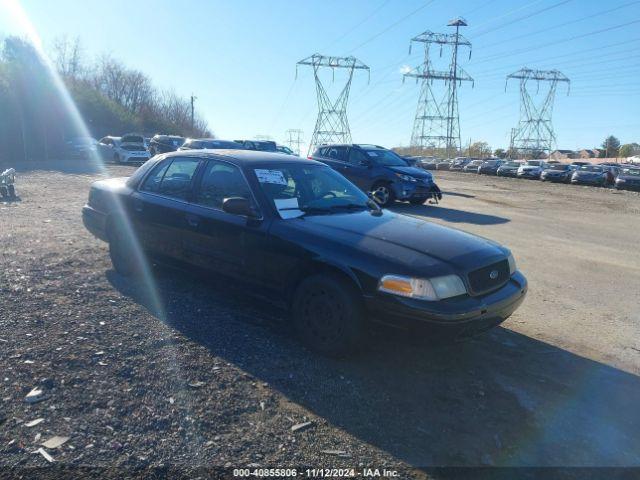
left=276, top=210, right=506, bottom=275
left=386, top=166, right=432, bottom=178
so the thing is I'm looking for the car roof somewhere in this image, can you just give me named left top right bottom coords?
left=162, top=149, right=325, bottom=167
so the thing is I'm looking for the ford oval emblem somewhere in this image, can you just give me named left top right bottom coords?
left=489, top=270, right=499, bottom=280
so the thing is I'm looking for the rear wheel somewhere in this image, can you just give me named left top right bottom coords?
left=292, top=273, right=365, bottom=357
left=7, top=185, right=15, bottom=198
left=108, top=220, right=145, bottom=277
left=409, top=198, right=425, bottom=205
left=371, top=182, right=395, bottom=207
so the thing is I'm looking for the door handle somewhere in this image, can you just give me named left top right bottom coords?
left=185, top=214, right=200, bottom=228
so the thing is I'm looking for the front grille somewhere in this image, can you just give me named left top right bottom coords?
left=467, top=259, right=510, bottom=296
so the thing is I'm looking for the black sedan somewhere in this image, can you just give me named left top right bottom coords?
left=148, top=135, right=185, bottom=157
left=496, top=161, right=521, bottom=177
left=82, top=151, right=527, bottom=356
left=571, top=165, right=612, bottom=187
left=478, top=159, right=503, bottom=175
left=615, top=167, right=640, bottom=191
left=540, top=164, right=572, bottom=183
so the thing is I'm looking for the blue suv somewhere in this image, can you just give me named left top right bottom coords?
left=310, top=144, right=442, bottom=207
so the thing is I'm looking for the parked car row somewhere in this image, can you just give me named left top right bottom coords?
left=413, top=156, right=640, bottom=192
left=66, top=134, right=297, bottom=164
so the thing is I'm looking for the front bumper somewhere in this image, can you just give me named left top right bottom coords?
left=365, top=271, right=527, bottom=337
left=82, top=205, right=108, bottom=242
left=497, top=170, right=518, bottom=177
left=518, top=170, right=541, bottom=178
left=615, top=181, right=640, bottom=191
left=394, top=181, right=443, bottom=201
left=571, top=177, right=605, bottom=185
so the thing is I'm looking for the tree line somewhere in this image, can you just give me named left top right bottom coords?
left=0, top=36, right=210, bottom=163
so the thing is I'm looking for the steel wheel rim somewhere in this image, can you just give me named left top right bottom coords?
left=373, top=186, right=390, bottom=205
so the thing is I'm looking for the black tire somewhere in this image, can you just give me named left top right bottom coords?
left=0, top=186, right=7, bottom=198
left=409, top=198, right=425, bottom=205
left=113, top=153, right=120, bottom=164
left=292, top=273, right=365, bottom=357
left=371, top=182, right=395, bottom=207
left=7, top=185, right=15, bottom=198
left=108, top=220, right=145, bottom=277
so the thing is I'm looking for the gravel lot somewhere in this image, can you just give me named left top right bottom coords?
left=1, top=163, right=639, bottom=478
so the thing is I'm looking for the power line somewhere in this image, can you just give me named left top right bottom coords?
left=321, top=0, right=391, bottom=52
left=478, top=1, right=640, bottom=48
left=472, top=0, right=574, bottom=39
left=348, top=0, right=437, bottom=53
left=475, top=18, right=640, bottom=63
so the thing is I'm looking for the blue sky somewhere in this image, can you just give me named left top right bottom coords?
left=1, top=0, right=639, bottom=152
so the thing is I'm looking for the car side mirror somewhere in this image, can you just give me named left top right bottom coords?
left=222, top=197, right=258, bottom=217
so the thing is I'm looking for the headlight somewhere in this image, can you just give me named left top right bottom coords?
left=395, top=173, right=417, bottom=183
left=507, top=253, right=517, bottom=275
left=617, top=178, right=625, bottom=183
left=378, top=274, right=466, bottom=301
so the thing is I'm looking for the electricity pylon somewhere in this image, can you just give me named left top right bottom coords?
left=285, top=129, right=304, bottom=155
left=297, top=54, right=369, bottom=155
left=403, top=18, right=473, bottom=159
left=506, top=68, right=570, bottom=159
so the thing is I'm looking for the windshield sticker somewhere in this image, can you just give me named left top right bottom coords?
left=274, top=198, right=303, bottom=219
left=366, top=151, right=378, bottom=157
left=255, top=169, right=287, bottom=185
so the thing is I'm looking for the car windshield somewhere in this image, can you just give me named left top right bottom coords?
left=504, top=162, right=519, bottom=167
left=548, top=165, right=569, bottom=171
left=363, top=149, right=407, bottom=166
left=483, top=160, right=499, bottom=166
left=526, top=161, right=542, bottom=166
left=254, top=164, right=371, bottom=217
left=469, top=161, right=483, bottom=166
left=580, top=166, right=604, bottom=172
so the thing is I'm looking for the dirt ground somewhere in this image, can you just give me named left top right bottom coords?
left=1, top=163, right=639, bottom=478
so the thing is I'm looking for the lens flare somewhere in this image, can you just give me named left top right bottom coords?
left=1, top=0, right=166, bottom=320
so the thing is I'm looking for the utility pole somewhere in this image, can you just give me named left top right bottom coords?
left=190, top=94, right=197, bottom=132
left=297, top=54, right=369, bottom=156
left=505, top=68, right=570, bottom=159
left=285, top=129, right=304, bottom=155
left=403, top=18, right=473, bottom=159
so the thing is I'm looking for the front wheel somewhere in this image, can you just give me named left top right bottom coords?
left=371, top=182, right=395, bottom=207
left=292, top=273, right=365, bottom=357
left=409, top=198, right=425, bottom=205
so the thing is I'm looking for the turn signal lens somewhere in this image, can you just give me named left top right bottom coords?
left=378, top=274, right=466, bottom=301
left=507, top=253, right=517, bottom=275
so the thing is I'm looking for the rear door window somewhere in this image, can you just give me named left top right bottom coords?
left=194, top=160, right=252, bottom=210
left=140, top=157, right=200, bottom=200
